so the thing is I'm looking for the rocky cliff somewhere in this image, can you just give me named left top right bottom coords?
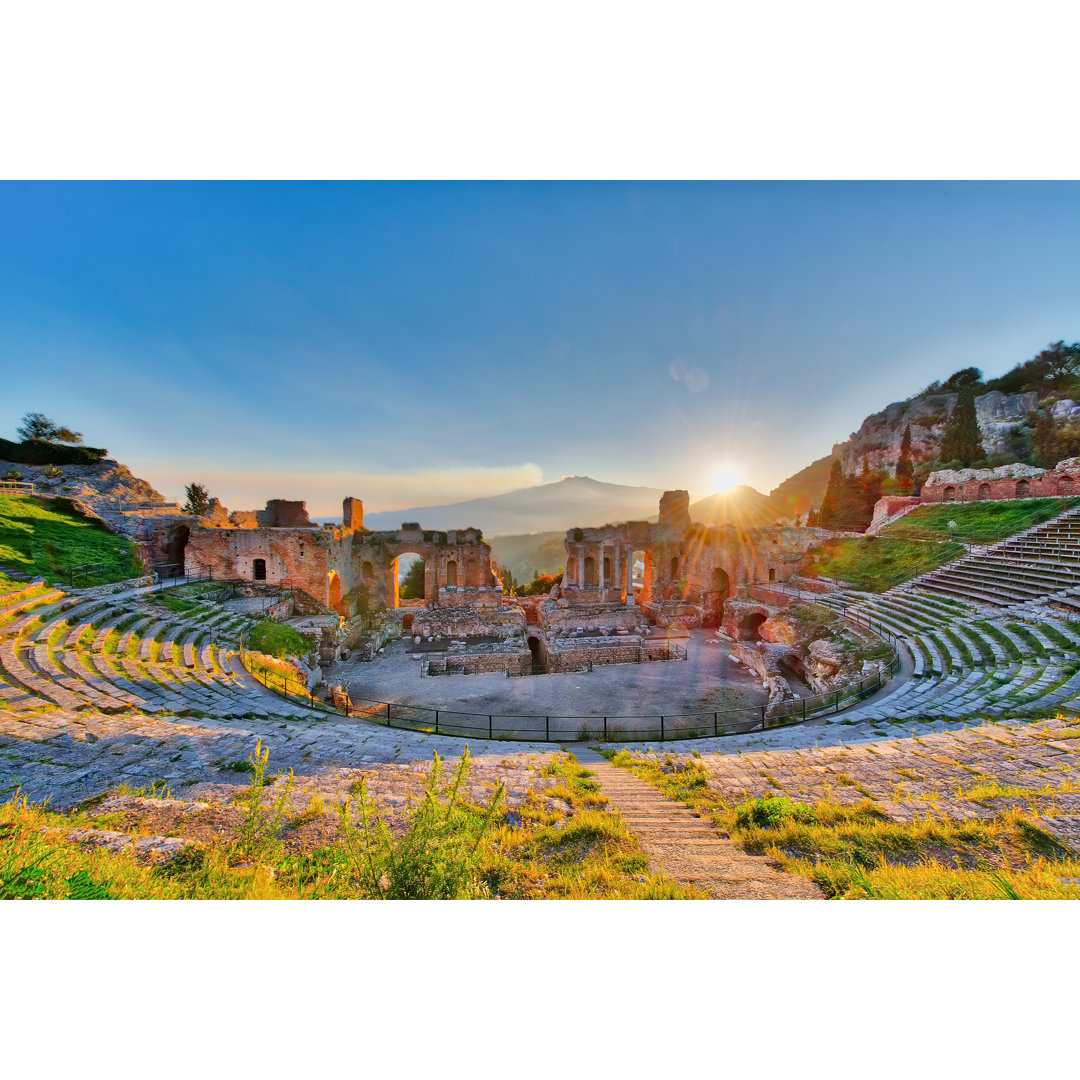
left=0, top=457, right=166, bottom=513
left=839, top=389, right=1043, bottom=475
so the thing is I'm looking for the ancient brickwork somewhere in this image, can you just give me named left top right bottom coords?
left=921, top=460, right=1079, bottom=504
left=557, top=490, right=823, bottom=630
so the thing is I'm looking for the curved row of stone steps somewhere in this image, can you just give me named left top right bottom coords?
left=0, top=588, right=318, bottom=721
left=913, top=506, right=1080, bottom=607
left=825, top=583, right=1080, bottom=722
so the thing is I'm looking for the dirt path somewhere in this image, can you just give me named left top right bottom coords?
left=578, top=751, right=822, bottom=899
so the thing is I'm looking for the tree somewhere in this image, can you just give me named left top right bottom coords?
left=943, top=367, right=983, bottom=391
left=1033, top=408, right=1060, bottom=469
left=940, top=387, right=983, bottom=466
left=895, top=423, right=915, bottom=491
left=398, top=558, right=425, bottom=600
left=16, top=412, right=84, bottom=444
left=182, top=482, right=210, bottom=517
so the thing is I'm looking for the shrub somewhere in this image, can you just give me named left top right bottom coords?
left=339, top=749, right=505, bottom=899
left=733, top=796, right=815, bottom=830
left=0, top=437, right=108, bottom=465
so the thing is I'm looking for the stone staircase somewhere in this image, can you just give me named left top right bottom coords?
left=910, top=505, right=1080, bottom=608
left=0, top=586, right=319, bottom=720
left=816, top=584, right=1080, bottom=723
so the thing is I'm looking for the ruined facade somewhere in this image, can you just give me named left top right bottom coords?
left=555, top=490, right=823, bottom=628
left=920, top=459, right=1078, bottom=504
left=184, top=497, right=502, bottom=618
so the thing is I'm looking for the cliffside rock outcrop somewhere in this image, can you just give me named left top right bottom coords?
left=840, top=390, right=1041, bottom=475
left=0, top=457, right=165, bottom=513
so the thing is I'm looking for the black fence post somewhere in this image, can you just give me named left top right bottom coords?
left=385, top=701, right=391, bottom=725
left=660, top=715, right=665, bottom=740
left=760, top=706, right=766, bottom=731
left=488, top=714, right=493, bottom=738
left=545, top=716, right=550, bottom=740
left=714, top=711, right=718, bottom=737
left=435, top=709, right=439, bottom=734
left=603, top=716, right=608, bottom=740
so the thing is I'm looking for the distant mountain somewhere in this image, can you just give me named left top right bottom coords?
left=769, top=448, right=845, bottom=519
left=689, top=485, right=790, bottom=529
left=487, top=530, right=567, bottom=583
left=359, top=476, right=666, bottom=535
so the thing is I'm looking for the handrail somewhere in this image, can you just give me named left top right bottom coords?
left=235, top=608, right=899, bottom=743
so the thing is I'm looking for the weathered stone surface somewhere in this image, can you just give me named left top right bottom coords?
left=927, top=462, right=1046, bottom=486
left=921, top=458, right=1078, bottom=503
left=840, top=390, right=1040, bottom=475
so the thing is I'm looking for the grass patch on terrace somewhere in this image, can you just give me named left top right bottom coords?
left=605, top=753, right=1080, bottom=899
left=803, top=535, right=963, bottom=592
left=247, top=619, right=313, bottom=659
left=0, top=748, right=697, bottom=900
left=0, top=494, right=144, bottom=588
left=0, top=572, right=35, bottom=597
left=883, top=498, right=1080, bottom=544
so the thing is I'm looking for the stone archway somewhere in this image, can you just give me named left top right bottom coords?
left=327, top=571, right=343, bottom=613
left=978, top=483, right=991, bottom=501
left=526, top=633, right=549, bottom=674
left=1016, top=479, right=1031, bottom=498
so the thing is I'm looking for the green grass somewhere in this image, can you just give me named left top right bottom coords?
left=0, top=572, right=37, bottom=597
left=0, top=748, right=699, bottom=900
left=246, top=620, right=313, bottom=659
left=0, top=493, right=144, bottom=587
left=803, top=535, right=963, bottom=592
left=611, top=755, right=1080, bottom=899
left=883, top=498, right=1080, bottom=544
left=1006, top=623, right=1048, bottom=658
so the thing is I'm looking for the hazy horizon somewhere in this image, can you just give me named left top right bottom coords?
left=3, top=181, right=1079, bottom=517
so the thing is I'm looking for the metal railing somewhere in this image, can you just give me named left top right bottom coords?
left=235, top=618, right=900, bottom=744
left=0, top=481, right=35, bottom=495
left=154, top=565, right=213, bottom=591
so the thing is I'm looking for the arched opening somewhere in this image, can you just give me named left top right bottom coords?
left=943, top=486, right=957, bottom=503
left=742, top=610, right=768, bottom=641
left=526, top=634, right=548, bottom=675
left=707, top=566, right=730, bottom=627
left=768, top=568, right=776, bottom=583
left=446, top=559, right=458, bottom=588
left=978, top=483, right=991, bottom=501
left=1016, top=479, right=1031, bottom=498
left=583, top=555, right=598, bottom=586
left=603, top=554, right=613, bottom=585
left=327, top=571, right=343, bottom=613
left=361, top=560, right=374, bottom=580
left=163, top=524, right=189, bottom=576
left=670, top=555, right=680, bottom=579
left=1060, top=475, right=1074, bottom=496
left=253, top=558, right=266, bottom=581
left=395, top=553, right=425, bottom=605
left=632, top=549, right=651, bottom=604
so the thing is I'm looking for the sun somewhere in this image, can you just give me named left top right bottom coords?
left=708, top=464, right=742, bottom=494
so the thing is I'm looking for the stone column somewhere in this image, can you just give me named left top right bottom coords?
left=577, top=547, right=585, bottom=591
left=614, top=547, right=621, bottom=598
left=598, top=545, right=605, bottom=589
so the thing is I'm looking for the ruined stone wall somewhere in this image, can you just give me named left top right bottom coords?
left=921, top=460, right=1078, bottom=504
left=538, top=600, right=644, bottom=632
left=559, top=493, right=823, bottom=623
left=185, top=526, right=352, bottom=613
left=410, top=606, right=526, bottom=638
left=351, top=526, right=498, bottom=611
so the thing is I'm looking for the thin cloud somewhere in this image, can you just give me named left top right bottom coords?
left=136, top=460, right=545, bottom=518
left=669, top=357, right=710, bottom=393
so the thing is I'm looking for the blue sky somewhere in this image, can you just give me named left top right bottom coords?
left=2, top=181, right=1079, bottom=516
